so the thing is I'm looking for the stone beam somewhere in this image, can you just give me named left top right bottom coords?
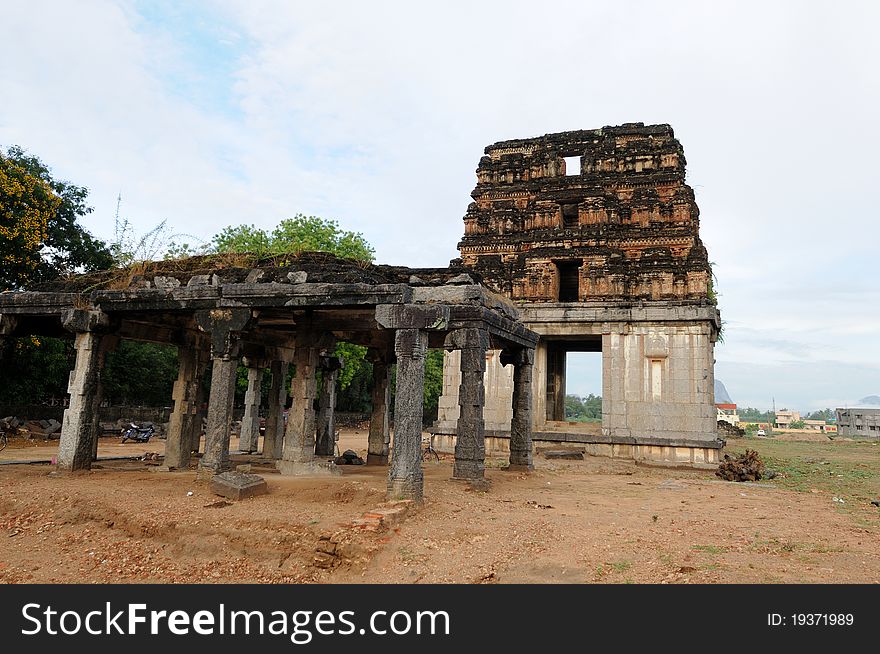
left=375, top=304, right=449, bottom=331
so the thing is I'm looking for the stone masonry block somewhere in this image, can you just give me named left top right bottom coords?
left=211, top=471, right=269, bottom=500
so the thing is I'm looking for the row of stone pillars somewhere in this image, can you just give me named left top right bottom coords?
left=386, top=326, right=535, bottom=501
left=54, top=310, right=534, bottom=503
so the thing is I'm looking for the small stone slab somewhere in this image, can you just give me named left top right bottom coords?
left=543, top=450, right=584, bottom=460
left=211, top=471, right=269, bottom=500
left=276, top=460, right=341, bottom=477
left=187, top=274, right=211, bottom=287
left=153, top=276, right=181, bottom=290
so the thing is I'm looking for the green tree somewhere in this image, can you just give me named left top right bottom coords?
left=101, top=340, right=179, bottom=406
left=0, top=145, right=113, bottom=290
left=564, top=393, right=602, bottom=422
left=205, top=215, right=376, bottom=414
left=0, top=336, right=73, bottom=404
left=211, top=214, right=374, bottom=262
left=805, top=408, right=835, bottom=422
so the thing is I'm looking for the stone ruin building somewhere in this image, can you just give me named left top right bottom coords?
left=432, top=123, right=722, bottom=466
left=0, top=253, right=538, bottom=500
left=0, top=122, right=721, bottom=502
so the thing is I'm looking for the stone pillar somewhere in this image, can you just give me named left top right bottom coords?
left=239, top=365, right=263, bottom=453
left=165, top=343, right=202, bottom=470
left=0, top=315, right=16, bottom=364
left=450, top=328, right=489, bottom=483
left=186, top=349, right=210, bottom=455
left=262, top=360, right=288, bottom=459
left=199, top=356, right=237, bottom=475
left=194, top=308, right=251, bottom=478
left=57, top=328, right=114, bottom=471
left=367, top=360, right=391, bottom=465
left=315, top=355, right=342, bottom=457
left=387, top=329, right=428, bottom=501
left=278, top=333, right=338, bottom=475
left=508, top=348, right=535, bottom=471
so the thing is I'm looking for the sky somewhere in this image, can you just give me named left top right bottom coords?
left=1, top=0, right=877, bottom=413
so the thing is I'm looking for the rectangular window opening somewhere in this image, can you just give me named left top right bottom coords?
left=563, top=156, right=581, bottom=176
left=561, top=202, right=579, bottom=228
left=557, top=260, right=581, bottom=302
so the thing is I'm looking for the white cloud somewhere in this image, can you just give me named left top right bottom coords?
left=1, top=0, right=878, bottom=409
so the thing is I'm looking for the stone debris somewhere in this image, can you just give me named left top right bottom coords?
left=210, top=471, right=269, bottom=501
left=445, top=273, right=474, bottom=285
left=715, top=449, right=765, bottom=482
left=313, top=531, right=366, bottom=569
left=350, top=499, right=415, bottom=532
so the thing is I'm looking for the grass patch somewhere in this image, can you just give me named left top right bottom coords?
left=692, top=545, right=727, bottom=555
left=726, top=439, right=880, bottom=525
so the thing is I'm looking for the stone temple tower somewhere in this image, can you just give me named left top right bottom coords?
left=432, top=123, right=723, bottom=466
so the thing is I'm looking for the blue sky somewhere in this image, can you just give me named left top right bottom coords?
left=1, top=0, right=878, bottom=413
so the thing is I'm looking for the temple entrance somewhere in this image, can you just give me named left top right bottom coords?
left=544, top=337, right=601, bottom=422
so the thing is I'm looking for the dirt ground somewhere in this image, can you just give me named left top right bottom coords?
left=1, top=430, right=878, bottom=584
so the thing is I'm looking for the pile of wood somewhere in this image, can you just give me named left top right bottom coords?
left=715, top=449, right=765, bottom=482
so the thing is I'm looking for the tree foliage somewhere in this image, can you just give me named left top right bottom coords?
left=564, top=394, right=602, bottom=422
left=101, top=341, right=179, bottom=407
left=0, top=337, right=73, bottom=404
left=738, top=407, right=776, bottom=423
left=211, top=214, right=374, bottom=262
left=805, top=408, right=835, bottom=422
left=0, top=145, right=113, bottom=290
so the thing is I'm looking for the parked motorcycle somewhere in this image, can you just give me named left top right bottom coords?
left=121, top=422, right=155, bottom=443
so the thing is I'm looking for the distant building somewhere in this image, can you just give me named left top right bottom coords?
left=836, top=408, right=880, bottom=438
left=716, top=403, right=740, bottom=426
left=775, top=410, right=801, bottom=429
left=803, top=419, right=837, bottom=432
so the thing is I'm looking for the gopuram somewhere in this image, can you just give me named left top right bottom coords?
left=432, top=123, right=723, bottom=466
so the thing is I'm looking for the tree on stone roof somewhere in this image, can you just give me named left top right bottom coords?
left=211, top=214, right=374, bottom=262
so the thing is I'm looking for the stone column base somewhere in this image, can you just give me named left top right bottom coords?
left=276, top=459, right=342, bottom=477
left=451, top=476, right=491, bottom=491
left=366, top=453, right=389, bottom=465
left=387, top=475, right=424, bottom=502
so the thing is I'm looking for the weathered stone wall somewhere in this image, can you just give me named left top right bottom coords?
left=435, top=349, right=514, bottom=433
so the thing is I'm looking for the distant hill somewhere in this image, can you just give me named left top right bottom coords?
left=715, top=379, right=733, bottom=405
left=858, top=395, right=880, bottom=405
